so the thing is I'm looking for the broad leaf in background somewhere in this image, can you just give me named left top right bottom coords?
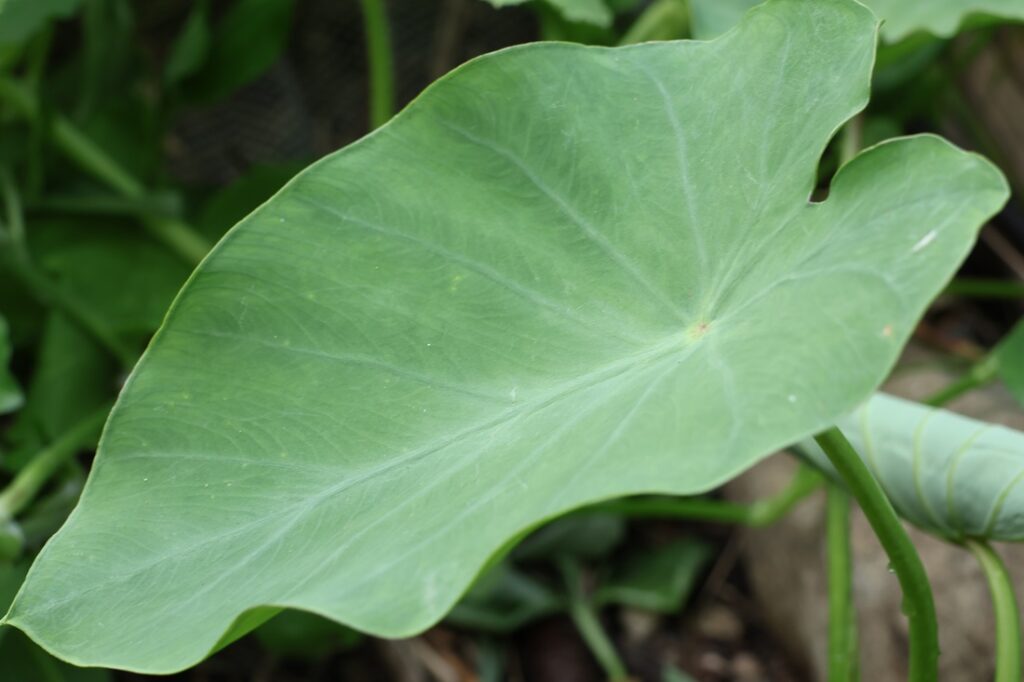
left=994, top=320, right=1024, bottom=409
left=801, top=393, right=1024, bottom=541
left=690, top=0, right=1024, bottom=41
left=595, top=539, right=713, bottom=613
left=0, top=315, right=22, bottom=415
left=0, top=0, right=83, bottom=46
left=6, top=0, right=1009, bottom=672
left=485, top=0, right=613, bottom=27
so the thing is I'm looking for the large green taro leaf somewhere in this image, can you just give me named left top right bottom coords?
left=690, top=0, right=1024, bottom=41
left=4, top=0, right=1009, bottom=672
left=801, top=393, right=1024, bottom=541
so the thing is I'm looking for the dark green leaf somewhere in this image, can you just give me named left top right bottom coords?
left=185, top=0, right=295, bottom=103
left=0, top=315, right=22, bottom=415
left=0, top=0, right=82, bottom=46
left=595, top=538, right=713, bottom=612
left=447, top=562, right=562, bottom=632
left=164, top=0, right=212, bottom=87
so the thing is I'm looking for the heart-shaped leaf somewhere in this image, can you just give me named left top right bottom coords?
left=690, top=0, right=1024, bottom=41
left=4, top=0, right=1009, bottom=672
left=801, top=393, right=1024, bottom=541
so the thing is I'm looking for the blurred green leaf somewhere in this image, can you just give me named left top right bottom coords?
left=31, top=218, right=189, bottom=339
left=0, top=0, right=82, bottom=46
left=0, top=315, right=22, bottom=415
left=2, top=313, right=112, bottom=472
left=195, top=163, right=302, bottom=241
left=515, top=513, right=627, bottom=562
left=994, top=320, right=1024, bottom=409
left=164, top=0, right=212, bottom=87
left=595, top=538, right=713, bottom=612
left=254, top=609, right=362, bottom=659
left=185, top=0, right=295, bottom=103
left=0, top=628, right=111, bottom=681
left=447, top=561, right=563, bottom=632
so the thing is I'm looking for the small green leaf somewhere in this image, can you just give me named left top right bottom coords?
left=485, top=0, right=613, bottom=27
left=6, top=0, right=1009, bottom=672
left=801, top=393, right=1024, bottom=542
left=595, top=539, right=713, bottom=613
left=0, top=315, right=22, bottom=415
left=994, top=321, right=1024, bottom=409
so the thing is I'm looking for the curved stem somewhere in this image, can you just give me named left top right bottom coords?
left=598, top=463, right=822, bottom=527
left=826, top=484, right=859, bottom=682
left=965, top=539, right=1021, bottom=682
left=814, top=427, right=938, bottom=682
left=358, top=0, right=395, bottom=129
left=0, top=404, right=110, bottom=521
left=557, top=557, right=628, bottom=682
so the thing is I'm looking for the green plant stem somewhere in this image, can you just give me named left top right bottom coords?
left=0, top=405, right=110, bottom=521
left=619, top=0, right=689, bottom=45
left=814, top=427, right=938, bottom=682
left=945, top=278, right=1024, bottom=300
left=924, top=354, right=998, bottom=407
left=826, top=484, right=858, bottom=682
left=965, top=539, right=1021, bottom=682
left=0, top=77, right=209, bottom=265
left=358, top=0, right=395, bottom=129
left=557, top=557, right=629, bottom=682
left=599, top=463, right=822, bottom=526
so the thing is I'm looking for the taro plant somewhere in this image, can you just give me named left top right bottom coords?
left=1, top=0, right=1024, bottom=680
